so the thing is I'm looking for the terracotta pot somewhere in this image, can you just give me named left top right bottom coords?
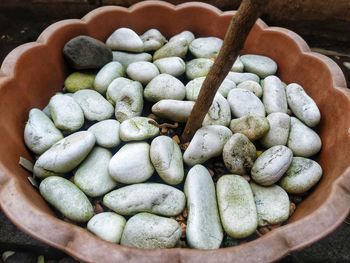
left=0, top=1, right=349, bottom=262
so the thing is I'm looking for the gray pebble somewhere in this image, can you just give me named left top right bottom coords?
left=153, top=39, right=188, bottom=60
left=140, top=29, right=167, bottom=51
left=227, top=88, right=265, bottom=117
left=240, top=54, right=277, bottom=78
left=94, top=61, right=124, bottom=94
left=152, top=100, right=194, bottom=122
left=87, top=119, right=120, bottom=148
left=185, top=58, right=213, bottom=80
left=262, top=76, right=288, bottom=114
left=119, top=117, right=159, bottom=141
left=189, top=37, right=223, bottom=58
left=203, top=93, right=231, bottom=127
left=229, top=114, right=270, bottom=141
left=260, top=112, right=290, bottom=148
left=237, top=80, right=263, bottom=98
left=153, top=57, right=186, bottom=77
left=126, top=61, right=159, bottom=85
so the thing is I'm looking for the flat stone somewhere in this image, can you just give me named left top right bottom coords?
left=217, top=174, right=257, bottom=239
left=39, top=176, right=93, bottom=222
left=153, top=57, right=186, bottom=77
left=108, top=142, right=154, bottom=184
left=64, top=71, right=96, bottom=93
left=185, top=58, right=213, bottom=80
left=260, top=112, right=290, bottom=148
left=229, top=114, right=270, bottom=141
left=126, top=61, right=159, bottom=85
left=140, top=29, right=167, bottom=52
left=106, top=28, right=143, bottom=52
left=87, top=119, right=120, bottom=148
left=112, top=51, right=152, bottom=67
left=150, top=136, right=184, bottom=185
left=87, top=212, right=126, bottom=243
left=227, top=88, right=265, bottom=117
left=93, top=61, right=124, bottom=94
left=184, top=165, right=223, bottom=249
left=153, top=38, right=188, bottom=60
left=189, top=37, right=223, bottom=58
left=203, top=93, right=231, bottom=127
left=240, top=54, right=277, bottom=78
left=63, top=35, right=112, bottom=70
left=119, top=117, right=159, bottom=141
left=237, top=80, right=263, bottom=98
left=151, top=100, right=194, bottom=122
left=226, top=72, right=259, bottom=84
left=103, top=183, right=185, bottom=216
left=251, top=145, right=293, bottom=186
left=262, top=75, right=288, bottom=114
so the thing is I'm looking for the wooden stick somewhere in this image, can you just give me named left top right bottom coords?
left=181, top=0, right=270, bottom=142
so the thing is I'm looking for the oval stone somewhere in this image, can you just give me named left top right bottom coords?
left=74, top=147, right=117, bottom=197
left=286, top=83, right=321, bottom=127
left=169, top=30, right=195, bottom=45
left=150, top=136, right=184, bottom=185
left=240, top=54, right=277, bottom=78
left=112, top=51, right=152, bottom=67
left=227, top=88, right=265, bottom=117
left=39, top=176, right=93, bottom=222
left=189, top=37, right=223, bottom=58
left=223, top=133, right=257, bottom=175
left=49, top=94, right=84, bottom=132
left=144, top=74, right=186, bottom=102
left=287, top=117, right=322, bottom=157
left=152, top=100, right=194, bottom=122
left=262, top=76, right=288, bottom=114
left=34, top=131, right=95, bottom=179
left=126, top=61, right=159, bottom=85
left=140, top=29, right=167, bottom=52
left=103, top=183, right=185, bottom=216
left=153, top=39, right=188, bottom=60
left=203, top=93, right=231, bottom=127
left=186, top=58, right=213, bottom=80
left=185, top=165, right=223, bottom=249
left=183, top=125, right=232, bottom=166
left=226, top=72, right=259, bottom=84
left=119, top=117, right=159, bottom=141
left=260, top=112, right=290, bottom=148
left=73, top=90, right=114, bottom=121
left=279, top=157, right=323, bottom=194
left=229, top=114, right=270, bottom=141
left=87, top=212, right=126, bottom=243
left=64, top=71, right=95, bottom=93
left=94, top=61, right=124, bottom=94
left=217, top=174, right=258, bottom=239
left=250, top=182, right=290, bottom=226
left=24, top=108, right=63, bottom=155
left=153, top=57, right=186, bottom=77
left=231, top=56, right=244, bottom=72
left=109, top=142, right=154, bottom=184
left=251, top=145, right=293, bottom=186
left=237, top=80, right=263, bottom=98
left=87, top=119, right=120, bottom=148
left=106, top=28, right=144, bottom=52
left=120, top=213, right=181, bottom=249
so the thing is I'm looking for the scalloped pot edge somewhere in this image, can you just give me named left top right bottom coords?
left=0, top=1, right=349, bottom=263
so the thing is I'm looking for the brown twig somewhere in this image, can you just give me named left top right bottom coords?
left=181, top=0, right=270, bottom=142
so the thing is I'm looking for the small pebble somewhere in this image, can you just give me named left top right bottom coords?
left=87, top=119, right=120, bottom=148
left=260, top=112, right=290, bottom=148
left=106, top=27, right=144, bottom=52
left=119, top=117, right=159, bottom=141
left=186, top=58, right=213, bottom=80
left=262, top=75, right=288, bottom=114
left=237, top=80, right=263, bottom=98
left=153, top=39, right=188, bottom=60
left=64, top=72, right=95, bottom=93
left=152, top=100, right=194, bottom=122
left=169, top=30, right=195, bottom=44
left=153, top=57, right=186, bottom=77
left=226, top=72, right=259, bottom=84
left=140, top=28, right=167, bottom=51
left=189, top=37, right=223, bottom=58
left=229, top=114, right=270, bottom=141
left=126, top=61, right=159, bottom=85
left=240, top=54, right=277, bottom=78
left=93, top=61, right=124, bottom=94
left=227, top=88, right=265, bottom=117
left=112, top=51, right=152, bottom=67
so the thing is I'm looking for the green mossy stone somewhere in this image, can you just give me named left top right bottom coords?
left=64, top=72, right=96, bottom=93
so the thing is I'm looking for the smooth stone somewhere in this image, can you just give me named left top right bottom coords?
left=203, top=93, right=231, bottom=127
left=140, top=29, right=167, bottom=51
left=87, top=212, right=126, bottom=243
left=169, top=30, right=195, bottom=44
left=227, top=88, right=265, bottom=117
left=229, top=114, right=270, bottom=141
left=112, top=51, right=152, bottom=67
left=237, top=80, right=263, bottom=98
left=150, top=136, right=184, bottom=185
left=287, top=117, right=322, bottom=157
left=153, top=39, right=188, bottom=60
left=93, top=61, right=124, bottom=94
left=286, top=83, right=321, bottom=127
left=119, top=117, right=159, bottom=141
left=144, top=73, right=186, bottom=102
left=279, top=157, right=323, bottom=194
left=185, top=77, right=236, bottom=100
left=103, top=183, right=185, bottom=216
left=240, top=54, right=277, bottom=78
left=250, top=182, right=290, bottom=226
left=63, top=35, right=112, bottom=70
left=126, top=61, right=159, bottom=85
left=109, top=142, right=154, bottom=184
left=153, top=57, right=186, bottom=77
left=120, top=213, right=181, bottom=249
left=189, top=37, right=223, bottom=58
left=231, top=56, right=244, bottom=72
left=74, top=147, right=116, bottom=197
left=87, top=119, right=120, bottom=148
left=42, top=104, right=51, bottom=117
left=64, top=72, right=95, bottom=93
left=73, top=89, right=114, bottom=121
left=24, top=108, right=63, bottom=155
left=185, top=165, right=223, bottom=249
left=251, top=145, right=293, bottom=186
left=217, top=174, right=258, bottom=239
left=106, top=78, right=143, bottom=122
left=185, top=58, right=213, bottom=80
left=48, top=94, right=84, bottom=132
left=152, top=100, right=194, bottom=122
left=39, top=176, right=93, bottom=222
left=223, top=133, right=257, bottom=175
left=260, top=112, right=290, bottom=148
left=226, top=72, right=259, bottom=84
left=33, top=131, right=95, bottom=178
left=106, top=28, right=143, bottom=52
left=262, top=75, right=288, bottom=114
left=183, top=125, right=232, bottom=166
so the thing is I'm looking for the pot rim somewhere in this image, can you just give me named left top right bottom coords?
left=0, top=1, right=349, bottom=262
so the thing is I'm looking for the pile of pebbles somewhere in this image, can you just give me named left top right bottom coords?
left=23, top=27, right=323, bottom=249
